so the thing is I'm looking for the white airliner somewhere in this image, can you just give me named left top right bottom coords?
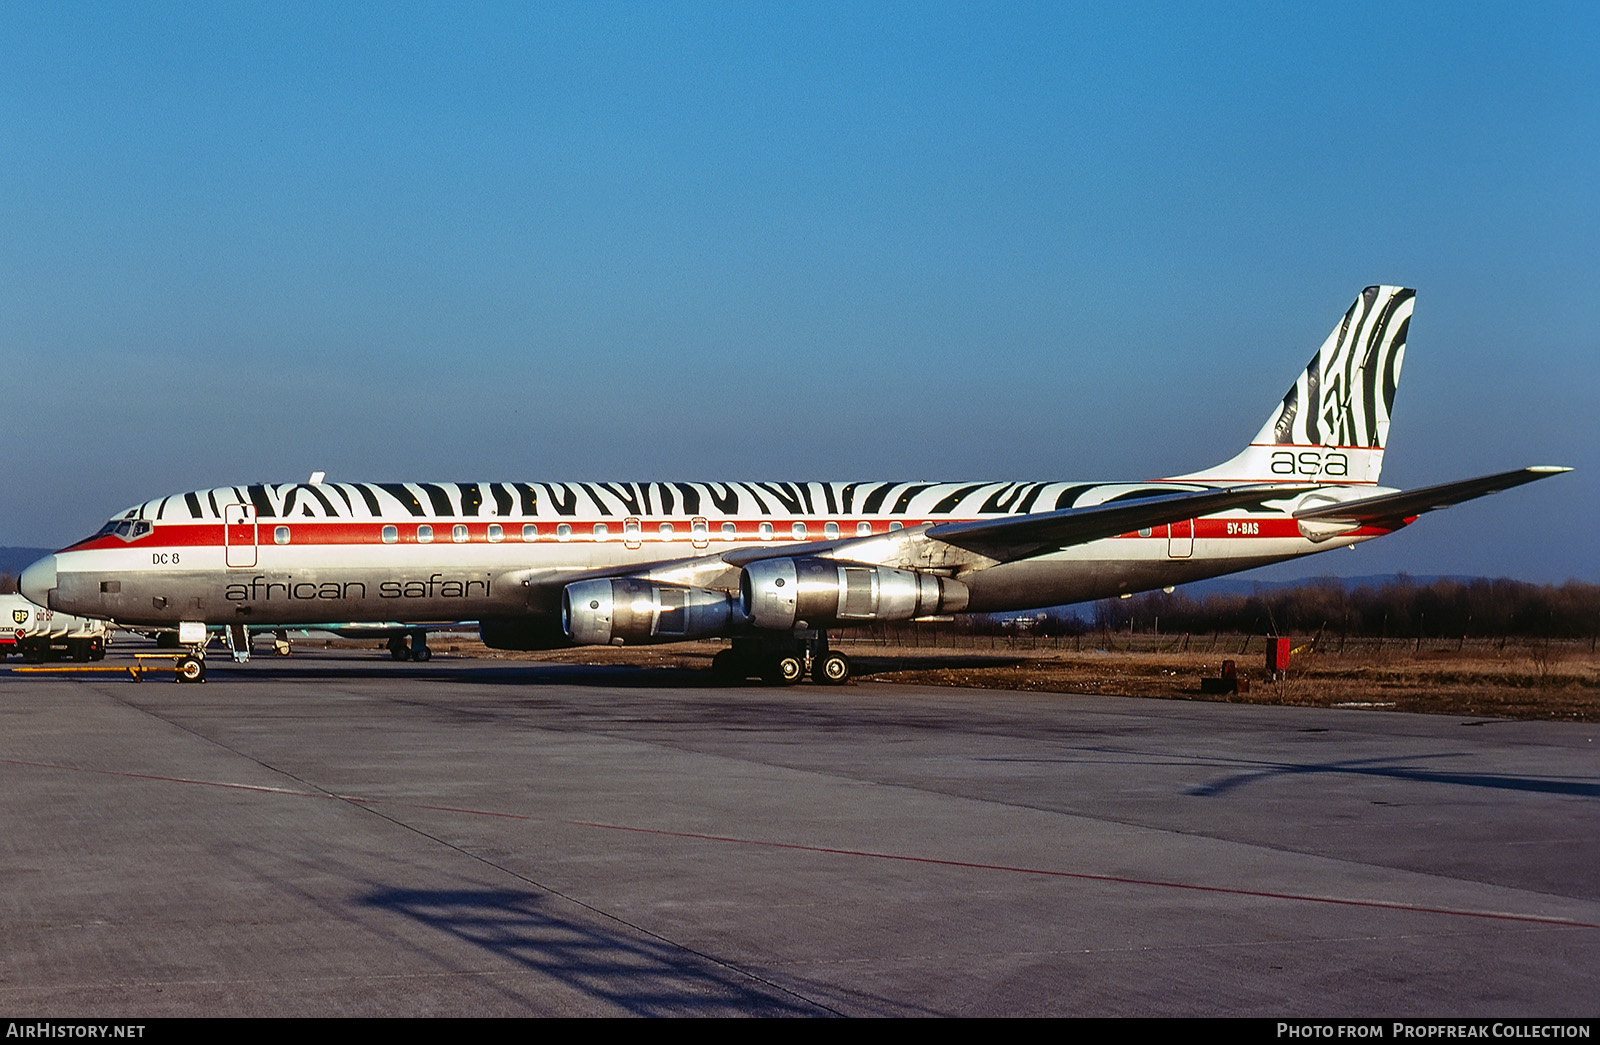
left=21, top=287, right=1567, bottom=683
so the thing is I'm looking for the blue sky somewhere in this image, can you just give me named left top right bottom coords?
left=2, top=3, right=1595, bottom=582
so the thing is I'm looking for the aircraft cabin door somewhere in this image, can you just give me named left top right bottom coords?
left=1167, top=518, right=1194, bottom=559
left=225, top=503, right=258, bottom=568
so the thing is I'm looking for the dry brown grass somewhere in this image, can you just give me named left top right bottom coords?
left=847, top=646, right=1600, bottom=721
left=432, top=633, right=1600, bottom=722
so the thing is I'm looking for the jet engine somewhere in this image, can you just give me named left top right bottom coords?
left=562, top=578, right=735, bottom=646
left=740, top=557, right=968, bottom=630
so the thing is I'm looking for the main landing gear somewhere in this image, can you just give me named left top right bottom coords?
left=710, top=631, right=852, bottom=687
left=386, top=630, right=432, bottom=662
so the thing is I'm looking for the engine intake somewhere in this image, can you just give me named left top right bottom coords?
left=562, top=578, right=735, bottom=646
left=740, top=557, right=968, bottom=630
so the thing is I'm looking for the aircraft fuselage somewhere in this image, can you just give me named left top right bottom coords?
left=26, top=477, right=1393, bottom=632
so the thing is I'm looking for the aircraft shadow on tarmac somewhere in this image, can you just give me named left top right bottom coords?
left=162, top=653, right=1028, bottom=689
left=359, top=886, right=820, bottom=1016
left=1186, top=752, right=1600, bottom=799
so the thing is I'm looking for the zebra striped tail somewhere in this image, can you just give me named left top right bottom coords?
left=1176, top=285, right=1414, bottom=485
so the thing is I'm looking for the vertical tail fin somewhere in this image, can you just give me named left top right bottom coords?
left=1176, top=285, right=1414, bottom=485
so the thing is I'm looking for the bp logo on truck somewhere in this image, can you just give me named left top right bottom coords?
left=12, top=609, right=28, bottom=625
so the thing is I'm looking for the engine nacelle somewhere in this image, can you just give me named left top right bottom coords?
left=740, top=557, right=969, bottom=631
left=562, top=578, right=735, bottom=646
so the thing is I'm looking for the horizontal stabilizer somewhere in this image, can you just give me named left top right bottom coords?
left=1293, top=467, right=1570, bottom=526
left=927, top=484, right=1306, bottom=562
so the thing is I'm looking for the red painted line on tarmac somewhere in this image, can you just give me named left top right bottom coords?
left=8, top=756, right=1594, bottom=930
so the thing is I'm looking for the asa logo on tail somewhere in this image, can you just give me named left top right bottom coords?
left=1270, top=450, right=1350, bottom=477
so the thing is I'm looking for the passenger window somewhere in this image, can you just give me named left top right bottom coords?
left=593, top=523, right=609, bottom=538
left=274, top=526, right=290, bottom=545
left=659, top=522, right=674, bottom=537
left=889, top=521, right=903, bottom=531
left=557, top=523, right=572, bottom=541
left=857, top=522, right=872, bottom=535
left=624, top=519, right=640, bottom=538
left=692, top=520, right=708, bottom=537
left=792, top=522, right=807, bottom=539
left=452, top=524, right=468, bottom=543
left=487, top=524, right=504, bottom=543
left=418, top=525, right=434, bottom=543
left=721, top=522, right=736, bottom=539
left=521, top=523, right=536, bottom=541
left=824, top=522, right=839, bottom=539
left=758, top=522, right=773, bottom=540
left=382, top=525, right=398, bottom=544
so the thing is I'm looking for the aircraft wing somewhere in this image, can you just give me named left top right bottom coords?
left=527, top=469, right=1558, bottom=592
left=314, top=622, right=472, bottom=638
left=518, top=468, right=1565, bottom=594
left=508, top=484, right=1306, bottom=592
left=920, top=483, right=1309, bottom=563
left=1292, top=466, right=1570, bottom=527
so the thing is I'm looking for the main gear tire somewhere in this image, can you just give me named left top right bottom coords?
left=812, top=651, right=851, bottom=685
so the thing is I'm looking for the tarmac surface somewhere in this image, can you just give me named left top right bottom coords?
left=2, top=647, right=1596, bottom=1017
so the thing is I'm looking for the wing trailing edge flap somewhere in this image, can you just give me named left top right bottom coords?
left=1292, top=467, right=1570, bottom=528
left=715, top=485, right=1310, bottom=572
left=923, top=484, right=1310, bottom=565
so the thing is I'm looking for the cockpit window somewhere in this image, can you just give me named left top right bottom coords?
left=110, top=520, right=153, bottom=542
left=79, top=517, right=150, bottom=547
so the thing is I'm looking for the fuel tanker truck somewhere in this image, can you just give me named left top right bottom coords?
left=0, top=593, right=108, bottom=662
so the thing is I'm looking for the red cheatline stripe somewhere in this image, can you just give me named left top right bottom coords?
left=65, top=518, right=925, bottom=550
left=5, top=757, right=1593, bottom=930
left=61, top=512, right=1398, bottom=552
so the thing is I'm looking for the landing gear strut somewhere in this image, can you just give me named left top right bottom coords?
left=387, top=631, right=432, bottom=662
left=176, top=621, right=208, bottom=683
left=712, top=631, right=851, bottom=687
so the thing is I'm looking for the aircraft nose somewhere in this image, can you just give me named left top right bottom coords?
left=19, top=554, right=58, bottom=607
